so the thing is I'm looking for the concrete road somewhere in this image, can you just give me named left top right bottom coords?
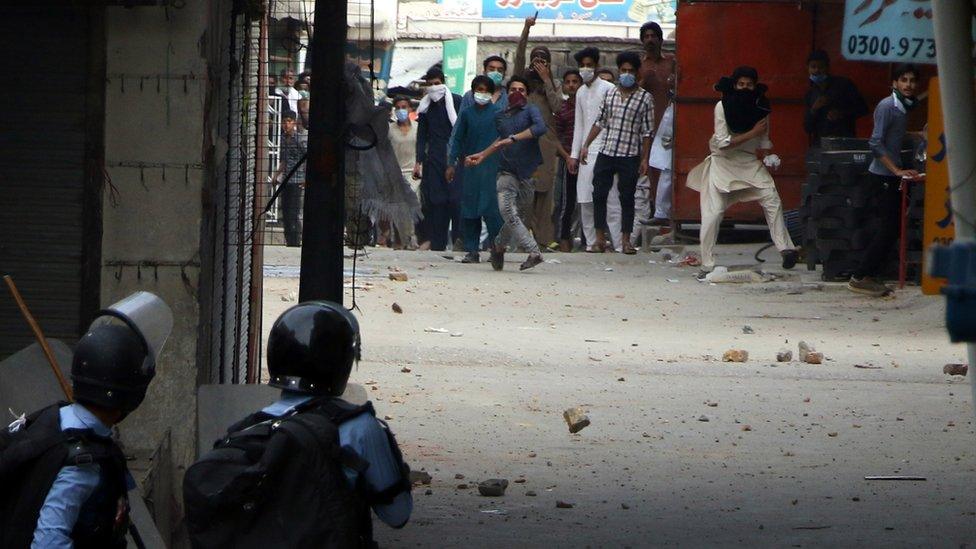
left=262, top=244, right=974, bottom=547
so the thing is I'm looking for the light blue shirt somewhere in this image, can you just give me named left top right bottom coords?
left=31, top=404, right=112, bottom=549
left=263, top=391, right=413, bottom=528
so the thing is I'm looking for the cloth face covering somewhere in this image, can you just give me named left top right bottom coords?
left=809, top=74, right=828, bottom=84
left=508, top=90, right=527, bottom=109
left=579, top=68, right=595, bottom=84
left=715, top=76, right=771, bottom=134
left=395, top=108, right=409, bottom=122
left=618, top=73, right=637, bottom=88
left=474, top=92, right=492, bottom=105
left=417, top=83, right=457, bottom=125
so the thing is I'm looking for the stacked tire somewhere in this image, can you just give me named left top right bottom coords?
left=801, top=138, right=922, bottom=282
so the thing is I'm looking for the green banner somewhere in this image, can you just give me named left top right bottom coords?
left=443, top=37, right=477, bottom=95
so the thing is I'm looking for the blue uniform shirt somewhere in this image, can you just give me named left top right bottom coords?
left=31, top=404, right=112, bottom=549
left=262, top=391, right=413, bottom=528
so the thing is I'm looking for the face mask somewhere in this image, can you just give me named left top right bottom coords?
left=618, top=73, right=637, bottom=88
left=508, top=90, right=527, bottom=109
left=487, top=71, right=504, bottom=86
left=809, top=74, right=828, bottom=84
left=425, top=84, right=447, bottom=101
left=395, top=108, right=409, bottom=122
left=474, top=92, right=492, bottom=105
left=579, top=68, right=595, bottom=84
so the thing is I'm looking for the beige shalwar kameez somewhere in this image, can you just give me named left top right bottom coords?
left=687, top=101, right=795, bottom=270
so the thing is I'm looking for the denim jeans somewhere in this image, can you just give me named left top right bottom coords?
left=495, top=171, right=540, bottom=254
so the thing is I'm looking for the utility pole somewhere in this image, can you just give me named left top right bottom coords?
left=930, top=1, right=976, bottom=412
left=300, top=0, right=347, bottom=303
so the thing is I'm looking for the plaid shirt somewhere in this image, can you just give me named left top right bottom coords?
left=596, top=87, right=654, bottom=157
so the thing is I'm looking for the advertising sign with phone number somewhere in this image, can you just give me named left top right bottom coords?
left=842, top=0, right=940, bottom=64
left=840, top=0, right=976, bottom=65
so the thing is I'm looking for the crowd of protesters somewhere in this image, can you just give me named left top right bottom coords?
left=278, top=15, right=922, bottom=294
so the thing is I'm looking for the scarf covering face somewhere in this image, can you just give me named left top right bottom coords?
left=893, top=89, right=917, bottom=111
left=417, top=84, right=457, bottom=125
left=527, top=46, right=552, bottom=92
left=715, top=66, right=771, bottom=134
left=508, top=90, right=528, bottom=110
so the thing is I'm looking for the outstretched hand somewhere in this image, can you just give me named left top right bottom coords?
left=465, top=153, right=485, bottom=167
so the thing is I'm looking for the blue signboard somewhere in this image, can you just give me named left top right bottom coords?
left=481, top=0, right=675, bottom=24
left=841, top=0, right=940, bottom=64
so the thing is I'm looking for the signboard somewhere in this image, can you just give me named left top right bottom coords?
left=441, top=0, right=676, bottom=24
left=842, top=0, right=938, bottom=64
left=922, top=77, right=952, bottom=295
left=443, top=37, right=477, bottom=96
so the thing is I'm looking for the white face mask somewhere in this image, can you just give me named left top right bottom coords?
left=473, top=92, right=492, bottom=105
left=579, top=67, right=596, bottom=84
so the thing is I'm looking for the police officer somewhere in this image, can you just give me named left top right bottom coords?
left=185, top=301, right=412, bottom=548
left=262, top=301, right=412, bottom=526
left=0, top=292, right=173, bottom=549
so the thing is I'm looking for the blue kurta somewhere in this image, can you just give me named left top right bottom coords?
left=449, top=103, right=502, bottom=218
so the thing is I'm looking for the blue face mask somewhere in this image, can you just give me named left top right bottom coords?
left=487, top=71, right=504, bottom=86
left=809, top=74, right=828, bottom=84
left=618, top=73, right=637, bottom=89
left=395, top=108, right=409, bottom=122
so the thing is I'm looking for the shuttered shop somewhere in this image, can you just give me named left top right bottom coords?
left=0, top=8, right=101, bottom=358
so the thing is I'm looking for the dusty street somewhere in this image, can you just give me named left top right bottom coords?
left=262, top=244, right=974, bottom=547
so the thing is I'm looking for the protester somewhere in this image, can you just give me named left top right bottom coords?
left=389, top=96, right=419, bottom=249
left=597, top=68, right=615, bottom=83
left=0, top=293, right=172, bottom=549
left=638, top=21, right=677, bottom=226
left=274, top=111, right=306, bottom=247
left=580, top=51, right=654, bottom=254
left=184, top=301, right=412, bottom=548
left=459, top=55, right=510, bottom=111
left=569, top=47, right=624, bottom=253
left=687, top=66, right=799, bottom=277
left=848, top=64, right=922, bottom=297
left=648, top=100, right=675, bottom=223
left=553, top=69, right=583, bottom=252
left=276, top=68, right=302, bottom=116
left=449, top=76, right=505, bottom=263
left=465, top=75, right=548, bottom=271
left=804, top=50, right=869, bottom=145
left=414, top=68, right=462, bottom=251
left=514, top=14, right=565, bottom=251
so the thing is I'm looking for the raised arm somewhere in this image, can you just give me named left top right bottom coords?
left=513, top=15, right=535, bottom=78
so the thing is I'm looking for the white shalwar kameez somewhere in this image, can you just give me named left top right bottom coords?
left=687, top=101, right=794, bottom=270
left=572, top=77, right=623, bottom=251
left=648, top=102, right=674, bottom=220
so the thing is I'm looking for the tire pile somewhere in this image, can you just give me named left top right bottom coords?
left=800, top=137, right=924, bottom=282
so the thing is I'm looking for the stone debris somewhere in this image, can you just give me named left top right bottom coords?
left=621, top=503, right=630, bottom=510
left=556, top=500, right=575, bottom=509
left=383, top=415, right=394, bottom=421
left=798, top=341, right=813, bottom=361
left=563, top=407, right=591, bottom=433
left=722, top=349, right=749, bottom=362
left=456, top=483, right=469, bottom=490
left=742, top=325, right=754, bottom=334
left=478, top=479, right=509, bottom=497
left=388, top=272, right=409, bottom=282
left=281, top=291, right=297, bottom=302
left=805, top=352, right=824, bottom=365
left=944, top=364, right=968, bottom=376
left=776, top=349, right=793, bottom=362
left=400, top=366, right=412, bottom=373
left=741, top=425, right=752, bottom=432
left=698, top=415, right=710, bottom=422
left=455, top=473, right=465, bottom=480
left=424, top=327, right=449, bottom=334
left=513, top=478, right=526, bottom=484
left=409, top=470, right=432, bottom=485
left=391, top=302, right=403, bottom=314
left=526, top=491, right=537, bottom=497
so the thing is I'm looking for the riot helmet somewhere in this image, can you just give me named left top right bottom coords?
left=71, top=292, right=173, bottom=413
left=267, top=301, right=361, bottom=396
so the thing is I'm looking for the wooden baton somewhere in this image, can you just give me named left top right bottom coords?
left=3, top=275, right=73, bottom=401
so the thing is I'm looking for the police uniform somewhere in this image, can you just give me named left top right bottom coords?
left=263, top=391, right=414, bottom=528
left=32, top=404, right=133, bottom=548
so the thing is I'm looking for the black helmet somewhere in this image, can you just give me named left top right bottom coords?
left=72, top=324, right=152, bottom=413
left=71, top=292, right=173, bottom=414
left=267, top=301, right=361, bottom=396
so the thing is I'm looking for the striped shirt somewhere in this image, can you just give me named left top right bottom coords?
left=596, top=87, right=655, bottom=158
